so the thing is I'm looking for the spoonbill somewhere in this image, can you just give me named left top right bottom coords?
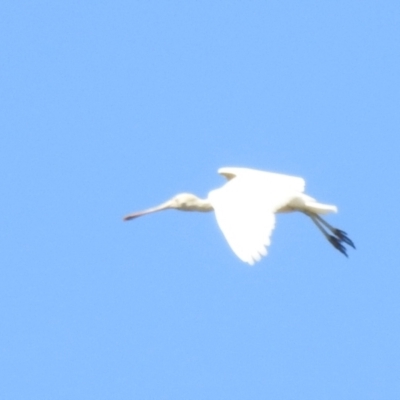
left=123, top=167, right=354, bottom=264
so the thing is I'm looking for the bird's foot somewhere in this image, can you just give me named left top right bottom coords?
left=332, top=229, right=356, bottom=249
left=328, top=235, right=348, bottom=257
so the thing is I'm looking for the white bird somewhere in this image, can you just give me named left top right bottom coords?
left=124, top=167, right=354, bottom=264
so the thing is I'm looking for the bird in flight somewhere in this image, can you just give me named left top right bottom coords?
left=123, top=167, right=355, bottom=264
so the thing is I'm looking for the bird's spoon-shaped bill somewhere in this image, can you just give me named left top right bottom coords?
left=123, top=200, right=172, bottom=221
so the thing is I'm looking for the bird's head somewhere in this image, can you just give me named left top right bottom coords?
left=168, top=193, right=203, bottom=210
left=166, top=193, right=213, bottom=212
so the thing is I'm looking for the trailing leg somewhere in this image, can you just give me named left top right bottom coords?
left=304, top=212, right=355, bottom=257
left=312, top=214, right=355, bottom=249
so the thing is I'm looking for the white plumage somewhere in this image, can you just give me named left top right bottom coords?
left=124, top=167, right=354, bottom=264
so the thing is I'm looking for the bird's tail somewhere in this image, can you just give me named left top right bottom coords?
left=303, top=200, right=337, bottom=215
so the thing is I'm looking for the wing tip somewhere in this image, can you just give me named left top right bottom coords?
left=217, top=167, right=237, bottom=180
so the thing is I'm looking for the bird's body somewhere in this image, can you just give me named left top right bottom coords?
left=124, top=167, right=354, bottom=264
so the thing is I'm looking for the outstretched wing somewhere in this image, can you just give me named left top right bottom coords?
left=218, top=167, right=305, bottom=192
left=209, top=168, right=305, bottom=264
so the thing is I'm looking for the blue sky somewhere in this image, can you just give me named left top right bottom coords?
left=1, top=1, right=400, bottom=399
